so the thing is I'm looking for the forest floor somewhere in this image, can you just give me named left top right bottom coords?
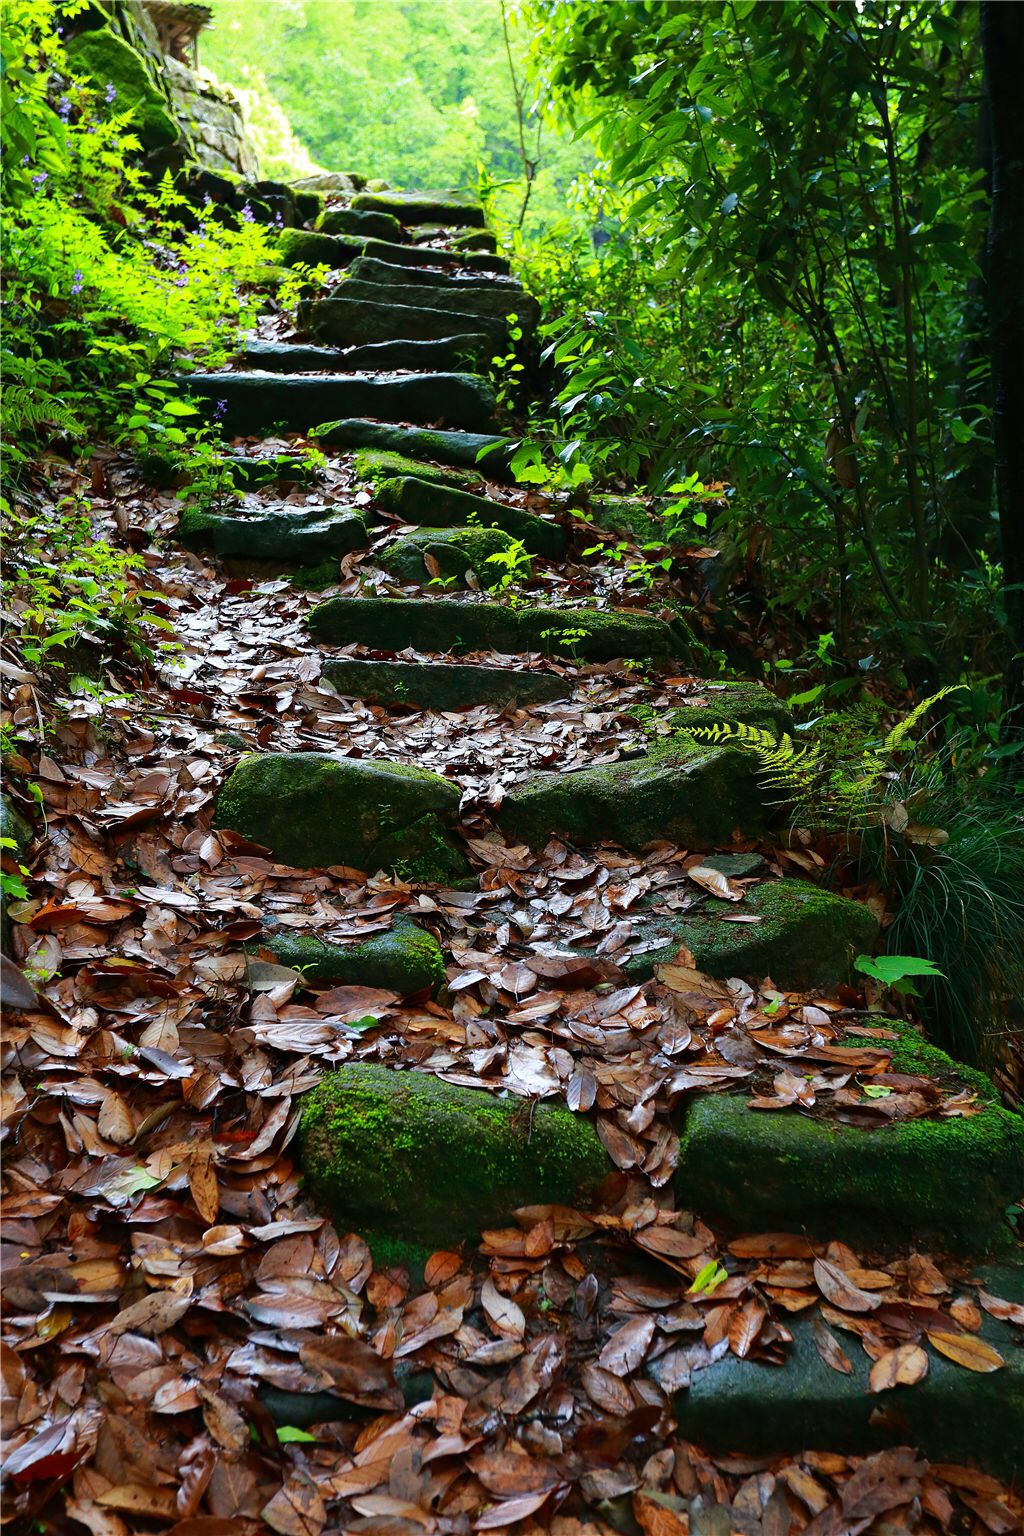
left=2, top=194, right=1023, bottom=1536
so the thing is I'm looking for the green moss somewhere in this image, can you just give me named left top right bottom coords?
left=322, top=657, right=569, bottom=711
left=177, top=505, right=366, bottom=563
left=352, top=449, right=482, bottom=493
left=661, top=681, right=794, bottom=738
left=300, top=1064, right=609, bottom=1248
left=317, top=207, right=402, bottom=241
left=380, top=526, right=516, bottom=587
left=350, top=191, right=486, bottom=228
left=253, top=919, right=446, bottom=994
left=293, top=190, right=324, bottom=223
left=316, top=420, right=513, bottom=476
left=66, top=29, right=178, bottom=150
left=518, top=605, right=685, bottom=660
left=373, top=477, right=563, bottom=560
left=275, top=228, right=363, bottom=268
left=215, top=752, right=470, bottom=881
left=676, top=1047, right=1024, bottom=1252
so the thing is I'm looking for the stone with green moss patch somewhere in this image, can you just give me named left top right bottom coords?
left=275, top=228, right=364, bottom=268
left=311, top=296, right=508, bottom=351
left=336, top=277, right=537, bottom=330
left=676, top=1027, right=1024, bottom=1252
left=604, top=877, right=877, bottom=986
left=350, top=191, right=486, bottom=228
left=452, top=229, right=499, bottom=254
left=0, top=794, right=32, bottom=856
left=316, top=420, right=513, bottom=477
left=322, top=657, right=570, bottom=711
left=254, top=919, right=445, bottom=995
left=663, top=681, right=794, bottom=738
left=317, top=207, right=402, bottom=241
left=499, top=734, right=768, bottom=852
left=361, top=237, right=509, bottom=275
left=380, top=525, right=519, bottom=587
left=215, top=752, right=470, bottom=882
left=349, top=255, right=518, bottom=293
left=177, top=505, right=366, bottom=562
left=66, top=29, right=179, bottom=151
left=300, top=1064, right=609, bottom=1249
left=673, top=1294, right=1024, bottom=1479
left=353, top=450, right=482, bottom=494
left=374, top=476, right=565, bottom=561
left=183, top=370, right=496, bottom=436
left=307, top=596, right=683, bottom=662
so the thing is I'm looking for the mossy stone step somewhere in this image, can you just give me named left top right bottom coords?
left=139, top=446, right=318, bottom=491
left=275, top=228, right=364, bottom=268
left=311, top=297, right=508, bottom=350
left=307, top=596, right=684, bottom=661
left=662, top=680, right=794, bottom=738
left=183, top=370, right=496, bottom=435
left=380, top=525, right=517, bottom=587
left=360, top=237, right=510, bottom=275
left=353, top=449, right=483, bottom=493
left=349, top=255, right=519, bottom=292
left=374, top=475, right=566, bottom=560
left=499, top=735, right=769, bottom=852
left=677, top=1023, right=1024, bottom=1252
left=178, top=504, right=366, bottom=562
left=674, top=1289, right=1024, bottom=1480
left=216, top=752, right=470, bottom=883
left=254, top=918, right=445, bottom=994
left=596, top=877, right=878, bottom=987
left=316, top=207, right=402, bottom=241
left=350, top=190, right=486, bottom=228
left=451, top=230, right=499, bottom=255
left=300, top=1064, right=608, bottom=1252
left=322, top=657, right=571, bottom=711
left=243, top=335, right=492, bottom=375
left=334, top=277, right=538, bottom=328
left=316, top=421, right=513, bottom=478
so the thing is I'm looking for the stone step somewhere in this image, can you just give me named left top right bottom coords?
left=498, top=734, right=771, bottom=850
left=316, top=206, right=402, bottom=242
left=331, top=276, right=538, bottom=327
left=253, top=917, right=445, bottom=994
left=216, top=751, right=471, bottom=883
left=596, top=874, right=877, bottom=988
left=373, top=475, right=566, bottom=560
left=139, top=447, right=319, bottom=491
left=350, top=189, right=487, bottom=228
left=451, top=229, right=499, bottom=255
left=315, top=420, right=513, bottom=477
left=311, top=297, right=508, bottom=350
left=362, top=236, right=509, bottom=275
left=379, top=524, right=518, bottom=587
left=275, top=229, right=364, bottom=268
left=352, top=448, right=483, bottom=493
left=307, top=595, right=685, bottom=660
left=183, top=370, right=496, bottom=435
left=677, top=1020, right=1024, bottom=1252
left=349, top=254, right=520, bottom=291
left=674, top=1292, right=1023, bottom=1480
left=322, top=657, right=570, bottom=711
left=178, top=503, right=366, bottom=561
left=243, top=334, right=492, bottom=375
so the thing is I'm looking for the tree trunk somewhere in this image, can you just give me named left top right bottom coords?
left=981, top=3, right=1024, bottom=727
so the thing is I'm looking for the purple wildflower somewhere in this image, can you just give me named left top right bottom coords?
left=71, top=270, right=84, bottom=296
left=105, top=82, right=117, bottom=103
left=21, top=154, right=31, bottom=166
left=31, top=171, right=48, bottom=189
left=214, top=399, right=228, bottom=420
left=57, top=95, right=72, bottom=121
left=240, top=202, right=254, bottom=223
left=274, top=212, right=284, bottom=228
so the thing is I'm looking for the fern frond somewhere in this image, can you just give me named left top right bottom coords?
left=883, top=685, right=965, bottom=754
left=686, top=722, right=825, bottom=801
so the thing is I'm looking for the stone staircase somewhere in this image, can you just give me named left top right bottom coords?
left=172, top=184, right=1023, bottom=1477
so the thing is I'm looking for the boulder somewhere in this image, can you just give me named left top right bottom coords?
left=65, top=29, right=179, bottom=151
left=255, top=918, right=445, bottom=994
left=379, top=525, right=519, bottom=587
left=300, top=1064, right=608, bottom=1250
left=182, top=370, right=496, bottom=435
left=275, top=228, right=364, bottom=267
left=317, top=207, right=402, bottom=241
left=498, top=735, right=768, bottom=850
left=676, top=1022, right=1024, bottom=1252
left=374, top=476, right=566, bottom=560
left=597, top=877, right=878, bottom=986
left=307, top=596, right=684, bottom=661
left=452, top=230, right=499, bottom=254
left=177, top=505, right=366, bottom=562
left=350, top=191, right=487, bottom=227
left=322, top=658, right=570, bottom=711
left=316, top=420, right=513, bottom=476
left=311, top=297, right=508, bottom=349
left=215, top=752, right=470, bottom=882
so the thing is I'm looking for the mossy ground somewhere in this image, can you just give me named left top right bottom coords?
left=299, top=1063, right=609, bottom=1248
left=315, top=420, right=512, bottom=475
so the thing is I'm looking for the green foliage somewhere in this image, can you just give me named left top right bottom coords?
left=484, top=535, right=532, bottom=599
left=854, top=953, right=947, bottom=996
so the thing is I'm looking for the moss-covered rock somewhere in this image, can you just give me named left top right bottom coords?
left=182, top=370, right=496, bottom=436
left=349, top=256, right=519, bottom=299
left=307, top=596, right=683, bottom=661
left=177, top=504, right=366, bottom=562
left=293, top=189, right=324, bottom=223
left=604, top=877, right=877, bottom=986
left=275, top=228, right=364, bottom=268
left=663, top=681, right=794, bottom=738
left=241, top=339, right=352, bottom=373
left=361, top=237, right=510, bottom=275
left=215, top=752, right=470, bottom=882
left=0, top=794, right=32, bottom=856
left=676, top=1030, right=1024, bottom=1252
left=452, top=229, right=499, bottom=254
left=317, top=207, right=402, bottom=241
left=380, top=525, right=519, bottom=587
left=353, top=449, right=483, bottom=493
left=66, top=29, right=179, bottom=151
left=350, top=191, right=487, bottom=228
left=300, top=1064, right=609, bottom=1248
left=322, top=657, right=570, bottom=711
left=316, top=420, right=513, bottom=477
left=499, top=735, right=767, bottom=851
left=374, top=476, right=566, bottom=560
left=335, top=277, right=537, bottom=329
left=311, top=296, right=507, bottom=350
left=585, top=493, right=677, bottom=546
left=254, top=919, right=445, bottom=994
left=674, top=1300, right=1024, bottom=1480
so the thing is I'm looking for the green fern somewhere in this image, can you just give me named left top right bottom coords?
left=687, top=721, right=825, bottom=799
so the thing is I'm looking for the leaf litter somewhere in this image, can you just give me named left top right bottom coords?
left=2, top=446, right=1022, bottom=1533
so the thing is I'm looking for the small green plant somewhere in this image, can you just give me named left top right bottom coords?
left=854, top=953, right=946, bottom=997
left=485, top=536, right=532, bottom=598
left=689, top=1260, right=728, bottom=1296
left=582, top=537, right=673, bottom=590
left=0, top=839, right=30, bottom=905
